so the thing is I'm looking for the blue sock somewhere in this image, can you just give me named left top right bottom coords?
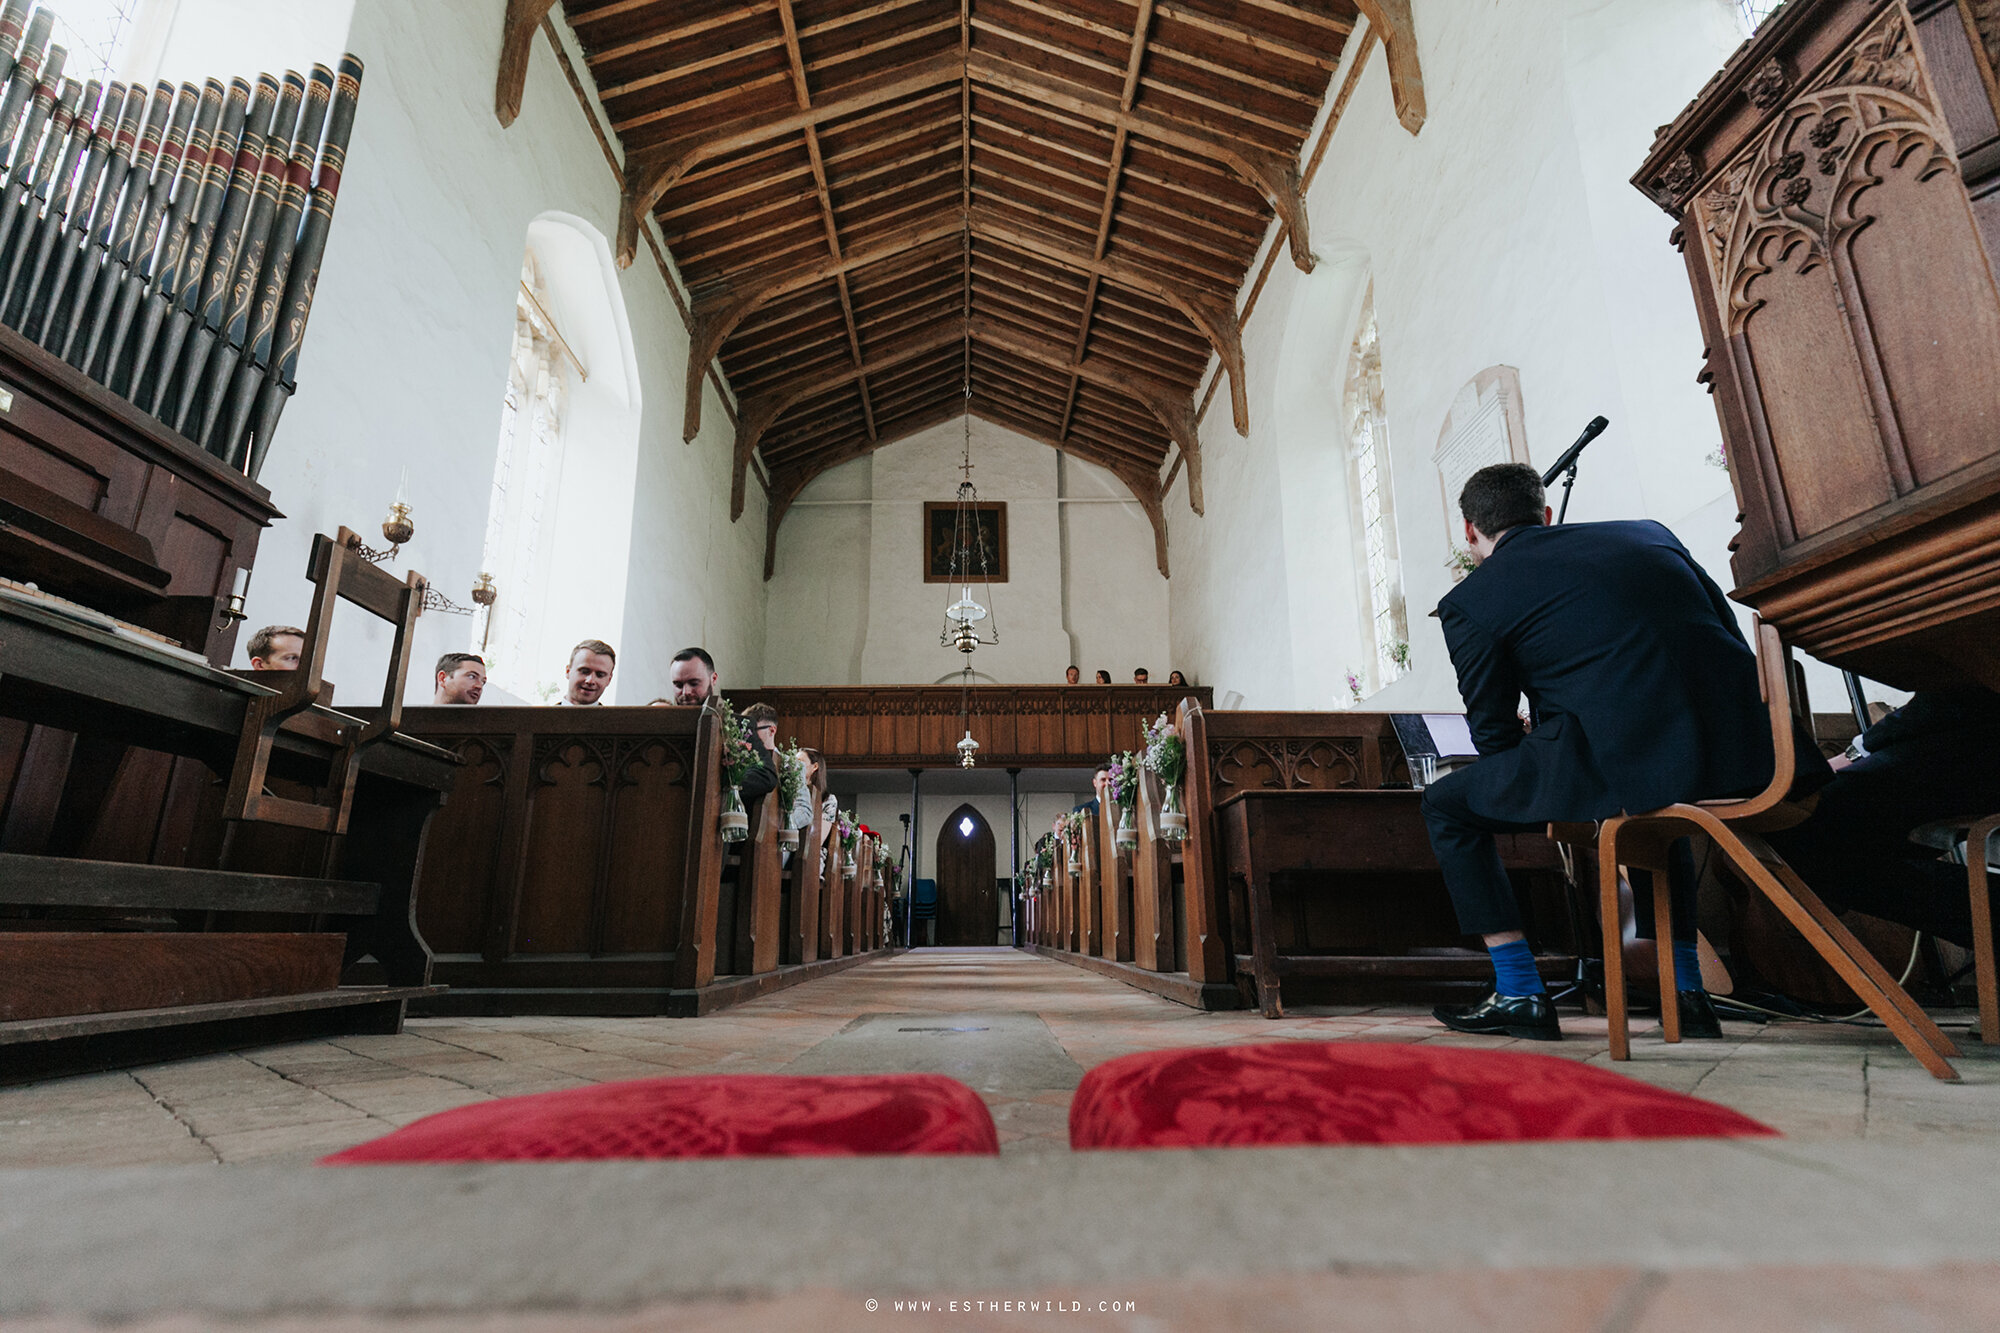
left=1489, top=939, right=1545, bottom=998
left=1673, top=939, right=1702, bottom=992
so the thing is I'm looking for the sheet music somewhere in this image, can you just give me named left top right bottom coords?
left=1421, top=712, right=1479, bottom=758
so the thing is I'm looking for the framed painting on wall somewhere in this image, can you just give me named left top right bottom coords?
left=924, top=501, right=1007, bottom=583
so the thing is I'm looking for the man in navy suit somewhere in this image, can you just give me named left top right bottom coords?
left=1422, top=463, right=1796, bottom=1040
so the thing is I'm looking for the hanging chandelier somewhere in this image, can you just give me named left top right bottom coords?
left=939, top=389, right=999, bottom=654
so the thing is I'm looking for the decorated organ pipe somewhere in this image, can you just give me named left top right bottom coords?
left=244, top=54, right=361, bottom=478
left=1, top=76, right=95, bottom=321
left=0, top=7, right=362, bottom=482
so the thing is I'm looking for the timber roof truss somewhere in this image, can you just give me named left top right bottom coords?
left=506, top=0, right=1422, bottom=576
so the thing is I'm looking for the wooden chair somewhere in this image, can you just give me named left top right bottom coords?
left=222, top=527, right=424, bottom=851
left=1965, top=816, right=1999, bottom=1047
left=1910, top=815, right=1999, bottom=1046
left=1597, top=620, right=1961, bottom=1081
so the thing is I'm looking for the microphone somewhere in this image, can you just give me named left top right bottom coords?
left=1540, top=416, right=1609, bottom=486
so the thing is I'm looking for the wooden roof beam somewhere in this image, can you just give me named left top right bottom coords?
left=1355, top=0, right=1425, bottom=134
left=967, top=314, right=1203, bottom=514
left=496, top=0, right=559, bottom=127
left=617, top=48, right=964, bottom=267
left=967, top=49, right=1314, bottom=274
left=764, top=400, right=962, bottom=578
left=968, top=402, right=1172, bottom=577
left=969, top=210, right=1249, bottom=437
left=777, top=0, right=880, bottom=457
left=731, top=325, right=965, bottom=518
left=681, top=221, right=963, bottom=441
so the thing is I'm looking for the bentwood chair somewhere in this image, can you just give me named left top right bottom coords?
left=1596, top=619, right=1961, bottom=1081
left=1910, top=814, right=2000, bottom=1045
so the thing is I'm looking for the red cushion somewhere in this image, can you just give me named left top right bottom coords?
left=1069, top=1042, right=1776, bottom=1150
left=322, top=1074, right=998, bottom=1163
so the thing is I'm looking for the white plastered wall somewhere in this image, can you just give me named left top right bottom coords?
left=193, top=0, right=765, bottom=704
left=763, top=416, right=1172, bottom=686
left=1166, top=0, right=1758, bottom=710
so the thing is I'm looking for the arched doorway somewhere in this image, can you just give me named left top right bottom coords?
left=934, top=803, right=997, bottom=946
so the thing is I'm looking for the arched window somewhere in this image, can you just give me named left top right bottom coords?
left=1342, top=282, right=1408, bottom=692
left=478, top=250, right=578, bottom=697
left=472, top=216, right=641, bottom=703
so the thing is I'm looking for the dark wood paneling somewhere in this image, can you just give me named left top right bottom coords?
left=729, top=685, right=1213, bottom=768
left=395, top=706, right=870, bottom=1011
left=1635, top=0, right=2000, bottom=689
left=0, top=932, right=345, bottom=1021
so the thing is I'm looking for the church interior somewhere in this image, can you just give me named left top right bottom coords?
left=5, top=0, right=2000, bottom=1326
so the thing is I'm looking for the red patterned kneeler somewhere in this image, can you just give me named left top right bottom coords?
left=323, top=1073, right=999, bottom=1163
left=1069, top=1042, right=1776, bottom=1150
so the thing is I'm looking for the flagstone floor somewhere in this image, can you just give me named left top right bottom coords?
left=6, top=949, right=2000, bottom=1331
left=3, top=946, right=1992, bottom=1167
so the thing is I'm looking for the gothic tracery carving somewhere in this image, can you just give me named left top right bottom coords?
left=1691, top=8, right=1953, bottom=333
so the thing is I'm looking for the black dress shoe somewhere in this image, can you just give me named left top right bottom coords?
left=1433, top=991, right=1562, bottom=1041
left=1675, top=988, right=1724, bottom=1039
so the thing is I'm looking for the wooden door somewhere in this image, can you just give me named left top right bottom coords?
left=934, top=803, right=997, bottom=947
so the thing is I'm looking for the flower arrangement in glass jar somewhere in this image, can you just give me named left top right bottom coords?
left=839, top=811, right=860, bottom=874
left=715, top=695, right=756, bottom=843
left=1141, top=712, right=1188, bottom=842
left=776, top=741, right=808, bottom=850
left=1106, top=750, right=1140, bottom=851
left=1063, top=810, right=1085, bottom=878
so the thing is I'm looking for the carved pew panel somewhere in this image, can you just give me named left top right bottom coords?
left=400, top=706, right=724, bottom=1007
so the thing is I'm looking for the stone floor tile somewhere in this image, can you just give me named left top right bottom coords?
left=202, top=1117, right=394, bottom=1164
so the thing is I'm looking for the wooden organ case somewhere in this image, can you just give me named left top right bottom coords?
left=1636, top=0, right=2000, bottom=688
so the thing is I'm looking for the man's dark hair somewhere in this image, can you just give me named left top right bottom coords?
left=672, top=646, right=716, bottom=672
left=742, top=703, right=778, bottom=728
left=247, top=625, right=305, bottom=662
left=435, top=652, right=483, bottom=678
left=571, top=638, right=616, bottom=665
left=1459, top=463, right=1547, bottom=538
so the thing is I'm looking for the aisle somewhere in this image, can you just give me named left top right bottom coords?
left=2, top=948, right=1992, bottom=1166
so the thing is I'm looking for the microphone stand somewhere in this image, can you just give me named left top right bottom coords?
left=898, top=812, right=913, bottom=948
left=1542, top=415, right=1608, bottom=526
left=1540, top=415, right=1607, bottom=1006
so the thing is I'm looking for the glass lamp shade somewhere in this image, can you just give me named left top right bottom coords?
left=945, top=594, right=987, bottom=623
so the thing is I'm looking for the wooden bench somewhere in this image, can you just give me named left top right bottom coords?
left=0, top=593, right=454, bottom=1080
left=395, top=705, right=890, bottom=1017
left=781, top=752, right=828, bottom=966
left=1187, top=700, right=1577, bottom=1014
left=1030, top=699, right=1579, bottom=1013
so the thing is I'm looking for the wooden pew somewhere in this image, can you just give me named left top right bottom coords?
left=1097, top=791, right=1133, bottom=962
left=782, top=754, right=828, bottom=966
left=1133, top=772, right=1181, bottom=973
left=821, top=819, right=846, bottom=960
left=397, top=704, right=880, bottom=1016
left=1079, top=804, right=1103, bottom=957
left=0, top=596, right=454, bottom=1079
left=718, top=791, right=783, bottom=977
left=1183, top=699, right=1575, bottom=1015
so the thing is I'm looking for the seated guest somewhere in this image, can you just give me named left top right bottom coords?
left=739, top=702, right=780, bottom=806
left=560, top=639, right=615, bottom=705
left=1766, top=688, right=2000, bottom=948
left=1065, top=665, right=1080, bottom=684
left=1168, top=670, right=1188, bottom=687
left=669, top=647, right=720, bottom=704
left=433, top=653, right=485, bottom=705
left=246, top=625, right=305, bottom=671
left=1421, top=463, right=1819, bottom=1041
left=1133, top=668, right=1150, bottom=684
left=1094, top=669, right=1111, bottom=684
